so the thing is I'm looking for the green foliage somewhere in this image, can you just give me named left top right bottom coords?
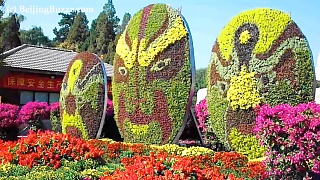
left=117, top=13, right=131, bottom=34
left=295, top=49, right=315, bottom=102
left=195, top=68, right=207, bottom=93
left=51, top=109, right=61, bottom=133
left=145, top=4, right=167, bottom=42
left=20, top=26, right=53, bottom=46
left=127, top=10, right=143, bottom=41
left=104, top=41, right=116, bottom=64
left=265, top=80, right=297, bottom=107
left=206, top=86, right=229, bottom=147
left=2, top=14, right=22, bottom=51
left=103, top=0, right=120, bottom=31
left=53, top=11, right=77, bottom=43
left=229, top=128, right=266, bottom=160
left=85, top=19, right=98, bottom=52
left=95, top=12, right=110, bottom=55
left=66, top=11, right=89, bottom=49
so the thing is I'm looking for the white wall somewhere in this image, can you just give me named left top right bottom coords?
left=196, top=88, right=207, bottom=104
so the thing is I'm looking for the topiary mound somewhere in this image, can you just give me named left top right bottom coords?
left=60, top=52, right=108, bottom=139
left=113, top=3, right=195, bottom=145
left=207, top=8, right=315, bottom=152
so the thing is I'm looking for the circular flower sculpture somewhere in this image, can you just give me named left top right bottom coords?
left=113, top=3, right=194, bottom=145
left=207, top=8, right=315, bottom=150
left=60, top=52, right=108, bottom=139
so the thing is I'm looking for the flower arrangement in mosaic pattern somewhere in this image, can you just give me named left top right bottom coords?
left=60, top=52, right=107, bottom=139
left=206, top=8, right=315, bottom=150
left=113, top=3, right=193, bottom=145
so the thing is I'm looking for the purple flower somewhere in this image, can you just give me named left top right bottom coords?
left=50, top=102, right=60, bottom=112
left=254, top=102, right=320, bottom=178
left=0, top=103, right=20, bottom=128
left=19, top=101, right=50, bottom=123
left=195, top=99, right=208, bottom=133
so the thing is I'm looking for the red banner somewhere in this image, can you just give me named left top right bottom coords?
left=1, top=73, right=63, bottom=92
left=1, top=73, right=112, bottom=94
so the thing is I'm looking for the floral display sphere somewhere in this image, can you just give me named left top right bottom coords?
left=113, top=3, right=195, bottom=145
left=60, top=52, right=108, bottom=139
left=207, top=8, right=315, bottom=149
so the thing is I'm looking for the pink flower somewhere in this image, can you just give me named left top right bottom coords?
left=0, top=103, right=20, bottom=128
left=19, top=102, right=50, bottom=123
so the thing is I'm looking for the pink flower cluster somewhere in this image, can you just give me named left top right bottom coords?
left=19, top=102, right=50, bottom=123
left=49, top=102, right=60, bottom=112
left=106, top=99, right=114, bottom=116
left=195, top=99, right=208, bottom=133
left=254, top=102, right=320, bottom=179
left=0, top=103, right=21, bottom=128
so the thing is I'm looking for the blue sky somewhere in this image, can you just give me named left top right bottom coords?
left=4, top=0, right=320, bottom=69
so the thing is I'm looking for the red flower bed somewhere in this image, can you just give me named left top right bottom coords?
left=98, top=146, right=267, bottom=180
left=0, top=132, right=266, bottom=179
left=0, top=131, right=104, bottom=169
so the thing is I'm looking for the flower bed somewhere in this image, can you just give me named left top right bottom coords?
left=0, top=131, right=266, bottom=179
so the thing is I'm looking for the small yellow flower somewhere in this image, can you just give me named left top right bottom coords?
left=227, top=66, right=261, bottom=110
left=239, top=30, right=251, bottom=44
left=67, top=59, right=83, bottom=93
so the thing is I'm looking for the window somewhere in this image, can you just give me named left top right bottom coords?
left=35, top=92, right=49, bottom=102
left=20, top=91, right=34, bottom=105
left=49, top=93, right=60, bottom=104
left=20, top=91, right=60, bottom=105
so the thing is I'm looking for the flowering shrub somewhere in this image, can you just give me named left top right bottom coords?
left=113, top=3, right=194, bottom=145
left=207, top=8, right=314, bottom=150
left=18, top=102, right=50, bottom=131
left=195, top=99, right=208, bottom=133
left=0, top=103, right=20, bottom=128
left=50, top=102, right=61, bottom=132
left=19, top=102, right=50, bottom=123
left=0, top=131, right=104, bottom=169
left=254, top=102, right=320, bottom=179
left=194, top=98, right=217, bottom=146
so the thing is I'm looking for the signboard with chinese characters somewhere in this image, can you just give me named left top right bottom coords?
left=1, top=73, right=63, bottom=92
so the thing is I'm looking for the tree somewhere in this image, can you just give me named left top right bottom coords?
left=2, top=14, right=22, bottom=51
left=66, top=11, right=89, bottom=49
left=117, top=13, right=131, bottom=34
left=103, top=0, right=120, bottom=34
left=85, top=19, right=98, bottom=52
left=95, top=12, right=109, bottom=55
left=53, top=11, right=77, bottom=44
left=57, top=41, right=79, bottom=52
left=104, top=41, right=115, bottom=64
left=20, top=26, right=52, bottom=46
left=0, top=0, right=6, bottom=74
left=93, top=0, right=120, bottom=61
left=195, top=68, right=208, bottom=93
